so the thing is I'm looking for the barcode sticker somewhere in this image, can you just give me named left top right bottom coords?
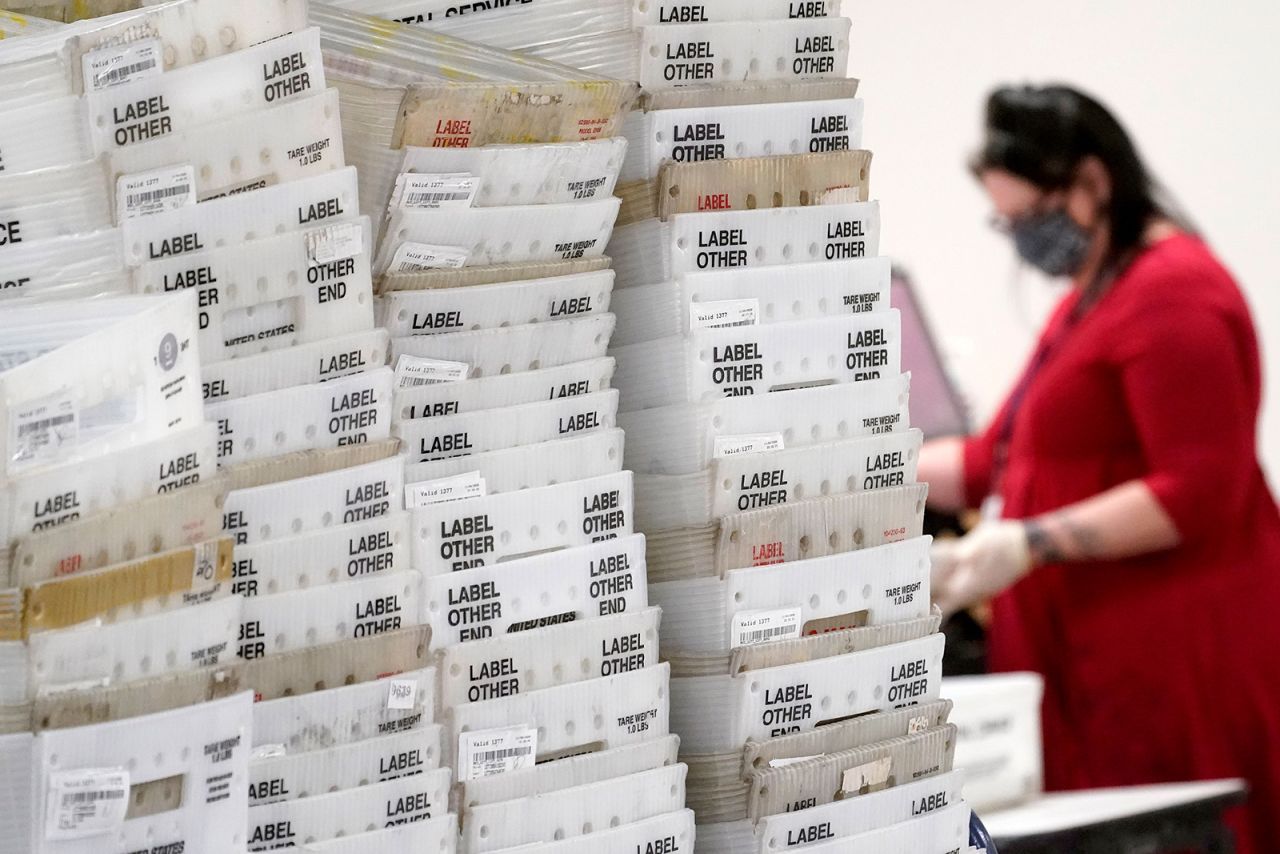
left=399, top=173, right=478, bottom=210
left=731, top=606, right=802, bottom=648
left=45, top=767, right=130, bottom=840
left=8, top=390, right=78, bottom=474
left=393, top=354, right=470, bottom=389
left=405, top=471, right=486, bottom=508
left=307, top=221, right=364, bottom=265
left=713, top=433, right=785, bottom=459
left=389, top=242, right=470, bottom=273
left=459, top=726, right=537, bottom=781
left=690, top=298, right=760, bottom=330
left=840, top=756, right=893, bottom=795
left=82, top=37, right=162, bottom=91
left=117, top=165, right=196, bottom=220
left=387, top=679, right=418, bottom=710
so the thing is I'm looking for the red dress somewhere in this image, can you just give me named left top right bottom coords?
left=962, top=234, right=1280, bottom=853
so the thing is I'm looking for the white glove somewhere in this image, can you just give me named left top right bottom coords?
left=930, top=521, right=1032, bottom=617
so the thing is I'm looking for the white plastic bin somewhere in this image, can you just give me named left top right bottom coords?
left=942, top=672, right=1044, bottom=811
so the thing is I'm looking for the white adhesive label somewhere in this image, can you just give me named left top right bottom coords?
left=840, top=756, right=893, bottom=794
left=400, top=173, right=478, bottom=209
left=308, top=221, right=365, bottom=265
left=406, top=471, right=486, bottom=508
left=117, top=164, right=196, bottom=220
left=387, top=679, right=419, bottom=710
left=252, top=744, right=288, bottom=761
left=8, top=390, right=77, bottom=473
left=394, top=354, right=470, bottom=389
left=690, top=298, right=759, bottom=330
left=82, top=38, right=161, bottom=91
left=390, top=242, right=470, bottom=272
left=769, top=754, right=819, bottom=769
left=460, top=726, right=538, bottom=781
left=44, top=767, right=130, bottom=840
left=731, top=606, right=802, bottom=647
left=713, top=433, right=785, bottom=458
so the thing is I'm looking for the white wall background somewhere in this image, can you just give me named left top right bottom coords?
left=844, top=0, right=1280, bottom=485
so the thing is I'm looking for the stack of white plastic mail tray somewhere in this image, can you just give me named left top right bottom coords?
left=304, top=10, right=693, bottom=852
left=0, top=0, right=263, bottom=727
left=311, top=3, right=638, bottom=245
left=584, top=1, right=986, bottom=852
left=0, top=294, right=257, bottom=854
left=0, top=2, right=448, bottom=851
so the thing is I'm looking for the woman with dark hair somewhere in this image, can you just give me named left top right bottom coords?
left=921, top=84, right=1280, bottom=851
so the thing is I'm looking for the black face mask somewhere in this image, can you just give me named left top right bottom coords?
left=1011, top=208, right=1092, bottom=277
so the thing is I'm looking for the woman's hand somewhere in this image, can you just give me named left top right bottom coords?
left=931, top=521, right=1031, bottom=617
left=929, top=480, right=1181, bottom=615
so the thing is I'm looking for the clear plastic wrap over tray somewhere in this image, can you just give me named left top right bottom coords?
left=320, top=0, right=632, bottom=53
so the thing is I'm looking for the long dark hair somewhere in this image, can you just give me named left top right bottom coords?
left=972, top=84, right=1187, bottom=286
